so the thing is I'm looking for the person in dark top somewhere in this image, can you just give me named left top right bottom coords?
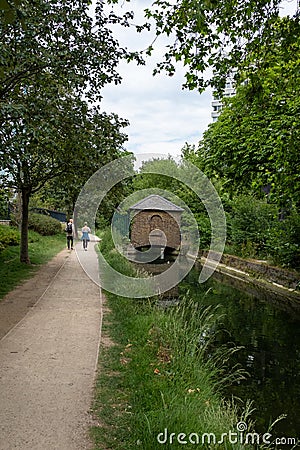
left=65, top=218, right=74, bottom=250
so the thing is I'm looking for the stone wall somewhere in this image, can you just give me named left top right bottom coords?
left=130, top=211, right=181, bottom=249
left=200, top=251, right=300, bottom=290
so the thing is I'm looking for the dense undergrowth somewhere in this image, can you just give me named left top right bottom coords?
left=195, top=195, right=300, bottom=270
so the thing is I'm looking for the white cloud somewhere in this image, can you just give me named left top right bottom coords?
left=99, top=1, right=213, bottom=158
left=101, top=57, right=213, bottom=157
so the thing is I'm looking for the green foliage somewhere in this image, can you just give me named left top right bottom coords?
left=141, top=0, right=288, bottom=93
left=180, top=18, right=300, bottom=268
left=99, top=229, right=151, bottom=281
left=133, top=156, right=211, bottom=237
left=194, top=212, right=211, bottom=249
left=0, top=232, right=65, bottom=299
left=0, top=0, right=29, bottom=30
left=228, top=196, right=277, bottom=257
left=27, top=213, right=62, bottom=236
left=0, top=190, right=9, bottom=219
left=96, top=214, right=110, bottom=231
left=0, top=0, right=134, bottom=263
left=34, top=110, right=130, bottom=217
left=98, top=228, right=115, bottom=254
left=0, top=0, right=129, bottom=103
left=0, top=225, right=20, bottom=251
left=266, top=210, right=300, bottom=269
left=194, top=18, right=300, bottom=206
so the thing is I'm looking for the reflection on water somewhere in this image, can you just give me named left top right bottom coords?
left=180, top=269, right=300, bottom=440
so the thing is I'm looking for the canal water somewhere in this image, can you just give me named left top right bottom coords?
left=178, top=268, right=300, bottom=441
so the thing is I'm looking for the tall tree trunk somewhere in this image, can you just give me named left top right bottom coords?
left=20, top=187, right=31, bottom=264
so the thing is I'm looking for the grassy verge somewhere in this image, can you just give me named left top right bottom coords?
left=0, top=230, right=65, bottom=299
left=91, top=230, right=264, bottom=449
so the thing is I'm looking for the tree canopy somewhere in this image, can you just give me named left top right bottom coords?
left=189, top=17, right=300, bottom=206
left=0, top=0, right=128, bottom=102
left=123, top=0, right=298, bottom=93
left=0, top=0, right=133, bottom=262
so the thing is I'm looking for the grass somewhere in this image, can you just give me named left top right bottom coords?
left=90, top=229, right=268, bottom=449
left=0, top=229, right=66, bottom=299
left=92, top=295, right=257, bottom=449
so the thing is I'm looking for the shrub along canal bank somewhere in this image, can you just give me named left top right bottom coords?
left=91, top=229, right=286, bottom=450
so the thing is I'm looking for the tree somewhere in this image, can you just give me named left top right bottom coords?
left=0, top=78, right=130, bottom=262
left=138, top=0, right=297, bottom=93
left=190, top=18, right=300, bottom=207
left=0, top=188, right=10, bottom=219
left=0, top=0, right=129, bottom=104
left=40, top=110, right=131, bottom=222
left=133, top=156, right=180, bottom=193
left=131, top=156, right=218, bottom=249
left=0, top=0, right=135, bottom=263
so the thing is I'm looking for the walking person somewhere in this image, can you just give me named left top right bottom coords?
left=81, top=222, right=91, bottom=251
left=65, top=218, right=74, bottom=250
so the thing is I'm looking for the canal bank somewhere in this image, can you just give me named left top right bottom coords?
left=137, top=249, right=300, bottom=442
left=95, top=229, right=273, bottom=449
left=180, top=259, right=300, bottom=443
left=196, top=252, right=300, bottom=307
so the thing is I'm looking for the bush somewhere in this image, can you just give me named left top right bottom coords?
left=0, top=225, right=20, bottom=251
left=193, top=213, right=211, bottom=249
left=228, top=195, right=278, bottom=258
left=0, top=191, right=9, bottom=220
left=28, top=213, right=62, bottom=236
left=266, top=209, right=300, bottom=269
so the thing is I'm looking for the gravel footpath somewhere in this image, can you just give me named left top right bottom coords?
left=0, top=240, right=103, bottom=450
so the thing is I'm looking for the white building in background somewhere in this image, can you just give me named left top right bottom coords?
left=211, top=77, right=236, bottom=122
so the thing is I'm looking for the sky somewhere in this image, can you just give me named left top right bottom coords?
left=100, top=0, right=298, bottom=160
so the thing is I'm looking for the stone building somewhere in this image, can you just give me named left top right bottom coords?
left=129, top=194, right=184, bottom=251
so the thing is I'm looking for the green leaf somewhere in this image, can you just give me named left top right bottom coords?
left=0, top=0, right=10, bottom=10
left=3, top=8, right=16, bottom=24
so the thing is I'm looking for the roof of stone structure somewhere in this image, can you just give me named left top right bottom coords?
left=129, top=194, right=184, bottom=212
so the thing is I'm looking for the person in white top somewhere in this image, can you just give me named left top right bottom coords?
left=81, top=222, right=91, bottom=251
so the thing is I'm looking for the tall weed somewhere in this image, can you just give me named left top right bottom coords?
left=135, top=299, right=249, bottom=449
